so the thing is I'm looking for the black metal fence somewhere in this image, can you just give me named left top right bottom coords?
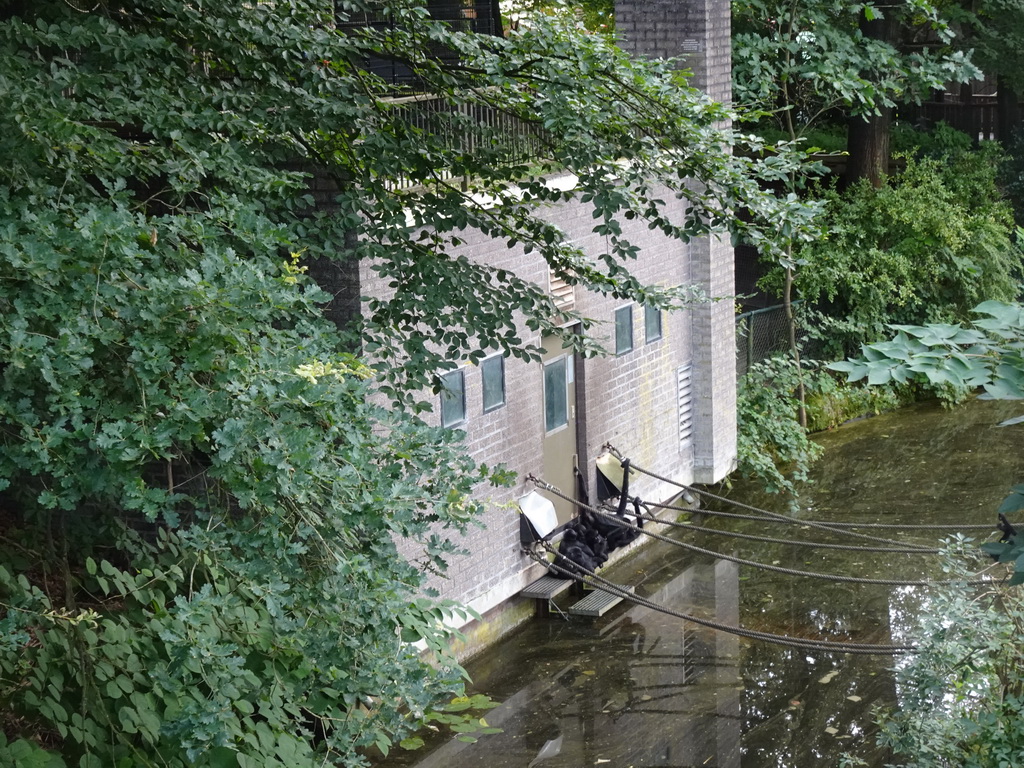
left=900, top=95, right=999, bottom=142
left=736, top=303, right=794, bottom=376
left=383, top=92, right=551, bottom=189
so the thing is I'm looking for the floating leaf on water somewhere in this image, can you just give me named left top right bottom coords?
left=824, top=727, right=839, bottom=735
left=582, top=670, right=596, bottom=675
left=847, top=695, right=862, bottom=702
left=818, top=670, right=840, bottom=684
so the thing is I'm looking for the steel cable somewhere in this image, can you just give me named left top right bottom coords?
left=530, top=545, right=917, bottom=655
left=602, top=446, right=955, bottom=551
left=532, top=478, right=995, bottom=587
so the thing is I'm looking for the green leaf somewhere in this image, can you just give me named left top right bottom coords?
left=999, top=487, right=1024, bottom=515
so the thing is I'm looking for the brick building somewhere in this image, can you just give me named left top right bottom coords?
left=368, top=0, right=739, bottom=655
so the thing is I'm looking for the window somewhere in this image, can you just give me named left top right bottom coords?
left=614, top=305, right=633, bottom=355
left=439, top=369, right=466, bottom=427
left=543, top=357, right=568, bottom=432
left=481, top=354, right=506, bottom=413
left=645, top=305, right=662, bottom=343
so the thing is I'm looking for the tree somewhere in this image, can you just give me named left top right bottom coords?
left=733, top=0, right=978, bottom=185
left=0, top=0, right=817, bottom=764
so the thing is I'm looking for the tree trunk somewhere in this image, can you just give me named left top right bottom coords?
left=844, top=9, right=900, bottom=188
left=846, top=109, right=892, bottom=188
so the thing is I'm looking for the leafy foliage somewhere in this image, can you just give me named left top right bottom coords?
left=978, top=486, right=1024, bottom=584
left=0, top=197, right=492, bottom=766
left=781, top=150, right=1024, bottom=359
left=803, top=371, right=915, bottom=433
left=0, top=0, right=820, bottom=764
left=870, top=538, right=1024, bottom=767
left=732, top=0, right=978, bottom=137
left=952, top=0, right=1024, bottom=99
left=735, top=357, right=824, bottom=496
left=829, top=299, right=1024, bottom=399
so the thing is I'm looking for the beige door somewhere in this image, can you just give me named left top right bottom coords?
left=541, top=332, right=578, bottom=525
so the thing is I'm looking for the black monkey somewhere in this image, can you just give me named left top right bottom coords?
left=615, top=458, right=631, bottom=519
left=998, top=513, right=1018, bottom=543
left=583, top=526, right=609, bottom=566
left=986, top=513, right=1019, bottom=563
left=587, top=459, right=634, bottom=540
left=631, top=496, right=646, bottom=528
left=550, top=528, right=601, bottom=579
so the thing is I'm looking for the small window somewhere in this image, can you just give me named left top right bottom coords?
left=481, top=355, right=506, bottom=413
left=614, top=305, right=633, bottom=355
left=645, top=305, right=662, bottom=343
left=439, top=370, right=466, bottom=427
left=543, top=357, right=568, bottom=432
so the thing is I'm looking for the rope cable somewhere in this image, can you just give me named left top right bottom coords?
left=652, top=515, right=939, bottom=554
left=533, top=478, right=994, bottom=587
left=531, top=545, right=917, bottom=655
left=603, top=446, right=963, bottom=551
left=641, top=498, right=938, bottom=552
left=650, top=502, right=996, bottom=531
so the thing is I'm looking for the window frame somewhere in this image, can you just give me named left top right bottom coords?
left=439, top=369, right=466, bottom=428
left=480, top=353, right=506, bottom=413
left=543, top=356, right=569, bottom=434
left=645, top=305, right=663, bottom=343
left=614, top=304, right=634, bottom=356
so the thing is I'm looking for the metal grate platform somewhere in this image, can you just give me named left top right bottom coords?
left=568, top=585, right=635, bottom=617
left=520, top=575, right=573, bottom=600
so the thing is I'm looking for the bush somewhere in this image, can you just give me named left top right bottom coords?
left=804, top=372, right=917, bottom=432
left=998, top=127, right=1024, bottom=226
left=890, top=121, right=975, bottom=157
left=735, top=357, right=824, bottom=497
left=777, top=148, right=1024, bottom=358
left=872, top=538, right=1024, bottom=767
left=0, top=200, right=491, bottom=767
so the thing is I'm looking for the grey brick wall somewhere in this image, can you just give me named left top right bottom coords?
left=615, top=0, right=732, bottom=104
left=615, top=0, right=737, bottom=482
left=360, top=0, right=738, bottom=633
left=374, top=180, right=733, bottom=615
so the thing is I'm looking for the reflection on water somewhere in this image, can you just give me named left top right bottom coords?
left=386, top=398, right=1024, bottom=768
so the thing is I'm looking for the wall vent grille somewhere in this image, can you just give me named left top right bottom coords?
left=677, top=363, right=694, bottom=451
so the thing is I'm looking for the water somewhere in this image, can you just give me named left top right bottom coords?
left=388, top=398, right=1024, bottom=768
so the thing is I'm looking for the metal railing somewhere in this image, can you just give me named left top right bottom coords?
left=735, top=303, right=796, bottom=376
left=900, top=96, right=1000, bottom=141
left=383, top=91, right=551, bottom=190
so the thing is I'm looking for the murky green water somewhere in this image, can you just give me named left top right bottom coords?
left=387, top=398, right=1024, bottom=768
